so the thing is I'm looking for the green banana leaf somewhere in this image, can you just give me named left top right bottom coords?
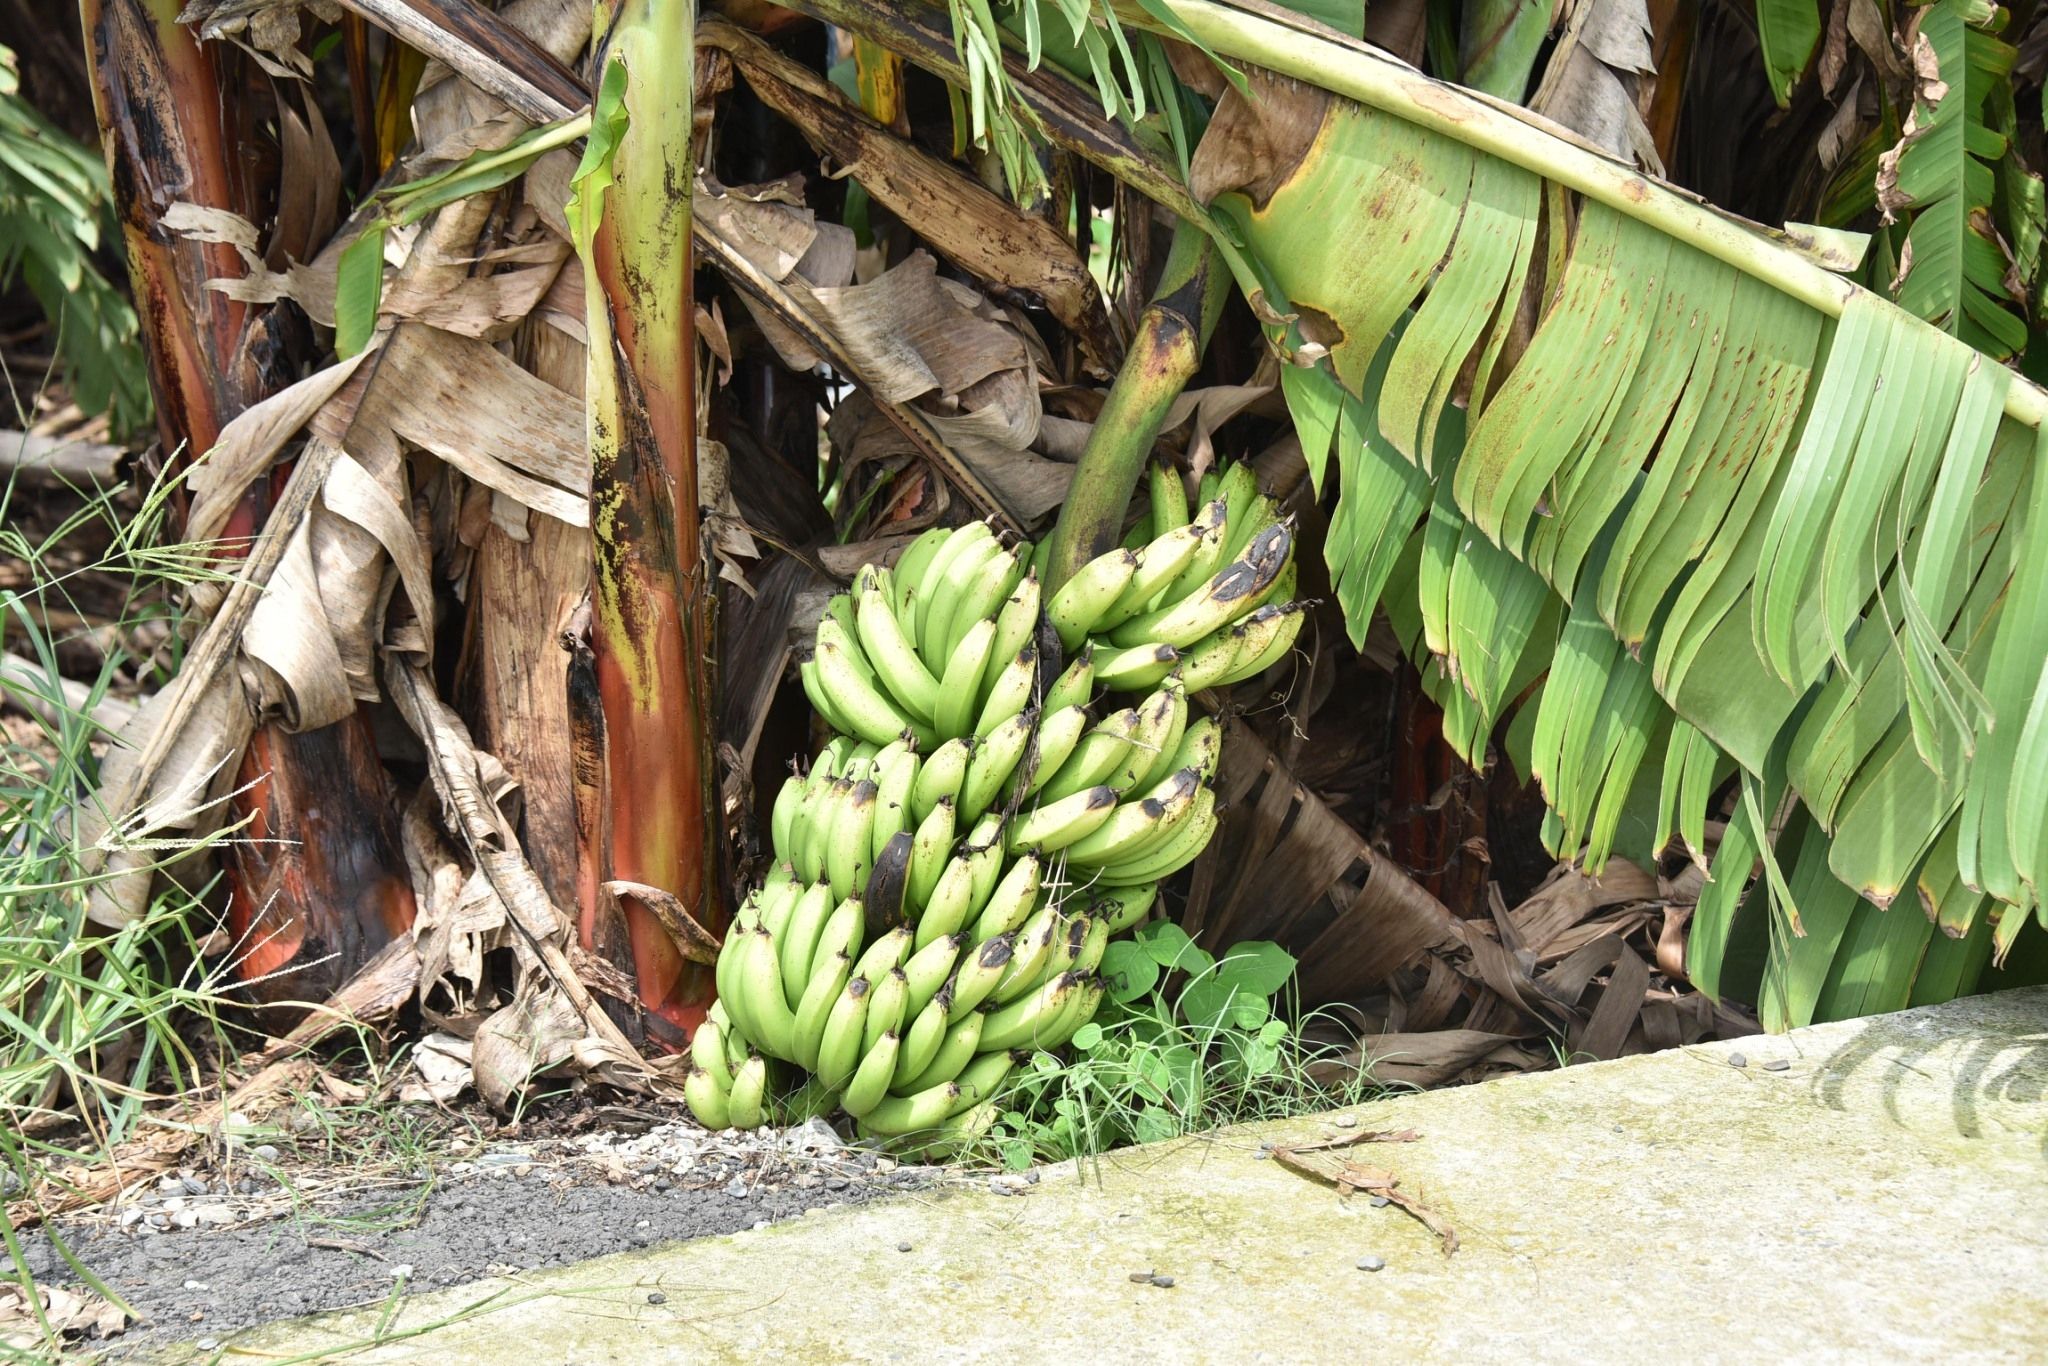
left=1129, top=0, right=2048, bottom=1024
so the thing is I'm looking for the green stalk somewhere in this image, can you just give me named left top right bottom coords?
left=1044, top=219, right=1228, bottom=592
left=575, top=0, right=720, bottom=1040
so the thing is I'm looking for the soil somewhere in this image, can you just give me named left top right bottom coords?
left=17, top=1113, right=928, bottom=1357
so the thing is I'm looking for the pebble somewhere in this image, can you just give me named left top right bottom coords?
left=897, top=1242, right=914, bottom=1253
left=1762, top=1058, right=1791, bottom=1072
left=1252, top=1150, right=1270, bottom=1161
left=252, top=1144, right=280, bottom=1161
left=183, top=1280, right=208, bottom=1292
left=648, top=1292, right=667, bottom=1305
left=181, top=1175, right=210, bottom=1196
left=196, top=1339, right=219, bottom=1352
left=1332, top=1114, right=1357, bottom=1128
left=1369, top=1195, right=1391, bottom=1208
left=1149, top=1275, right=1176, bottom=1289
left=987, top=1174, right=1030, bottom=1196
left=725, top=1177, right=751, bottom=1199
left=172, top=1210, right=199, bottom=1230
left=1727, top=1052, right=1748, bottom=1068
left=1129, top=1271, right=1154, bottom=1283
left=119, top=1208, right=143, bottom=1229
left=1356, top=1256, right=1386, bottom=1272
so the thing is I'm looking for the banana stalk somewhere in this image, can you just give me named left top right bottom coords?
left=1042, top=219, right=1229, bottom=594
left=575, top=0, right=721, bottom=1038
left=82, top=0, right=415, bottom=1003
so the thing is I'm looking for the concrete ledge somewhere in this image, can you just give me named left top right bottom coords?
left=210, top=988, right=2047, bottom=1363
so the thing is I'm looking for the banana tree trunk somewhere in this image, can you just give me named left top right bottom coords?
left=579, top=0, right=721, bottom=1041
left=82, top=0, right=414, bottom=1004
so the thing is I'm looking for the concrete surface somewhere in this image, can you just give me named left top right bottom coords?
left=191, top=988, right=2047, bottom=1364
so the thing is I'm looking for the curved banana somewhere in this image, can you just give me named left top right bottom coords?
left=988, top=901, right=1058, bottom=1004
left=970, top=850, right=1041, bottom=942
left=1047, top=548, right=1138, bottom=651
left=902, top=932, right=964, bottom=1016
left=690, top=1015, right=735, bottom=1091
left=1039, top=714, right=1136, bottom=802
left=1043, top=646, right=1095, bottom=713
left=1071, top=914, right=1111, bottom=975
left=1175, top=621, right=1242, bottom=693
left=814, top=976, right=873, bottom=1091
left=1064, top=769, right=1198, bottom=867
left=960, top=707, right=1035, bottom=822
left=913, top=852, right=977, bottom=951
left=1218, top=602, right=1306, bottom=686
left=815, top=625, right=921, bottom=748
left=1159, top=495, right=1229, bottom=605
left=980, top=971, right=1085, bottom=1051
left=1091, top=882, right=1157, bottom=934
left=1107, top=684, right=1181, bottom=796
left=870, top=743, right=918, bottom=861
left=1037, top=975, right=1107, bottom=1050
left=914, top=522, right=994, bottom=649
left=1133, top=676, right=1188, bottom=793
left=1005, top=784, right=1119, bottom=854
left=983, top=570, right=1042, bottom=697
left=1148, top=459, right=1190, bottom=542
left=852, top=923, right=915, bottom=982
left=826, top=779, right=878, bottom=901
left=1109, top=523, right=1293, bottom=650
left=1013, top=703, right=1089, bottom=799
left=962, top=813, right=1009, bottom=918
left=770, top=773, right=804, bottom=860
left=946, top=933, right=1014, bottom=1018
left=839, top=1031, right=900, bottom=1119
left=862, top=1075, right=961, bottom=1137
left=1097, top=521, right=1204, bottom=631
left=922, top=533, right=1003, bottom=670
left=856, top=586, right=940, bottom=725
left=888, top=526, right=951, bottom=622
left=892, top=995, right=951, bottom=1089
left=813, top=893, right=865, bottom=980
left=1093, top=641, right=1180, bottom=692
left=934, top=618, right=998, bottom=740
left=906, top=797, right=957, bottom=909
left=949, top=1049, right=1018, bottom=1112
left=737, top=927, right=799, bottom=1061
left=777, top=881, right=836, bottom=1006
left=1099, top=787, right=1217, bottom=884
left=1168, top=715, right=1223, bottom=783
left=684, top=1065, right=732, bottom=1130
left=799, top=658, right=859, bottom=744
left=898, top=1006, right=985, bottom=1093
left=910, top=736, right=974, bottom=822
left=976, top=641, right=1039, bottom=738
left=940, top=544, right=1025, bottom=666
left=862, top=967, right=911, bottom=1054
left=726, top=1054, right=768, bottom=1129
left=792, top=949, right=852, bottom=1070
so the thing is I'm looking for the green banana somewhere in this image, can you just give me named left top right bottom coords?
left=1013, top=703, right=1089, bottom=799
left=934, top=618, right=998, bottom=740
left=1149, top=459, right=1190, bottom=543
left=946, top=933, right=1014, bottom=1018
left=1161, top=495, right=1230, bottom=606
left=899, top=1007, right=985, bottom=1092
left=1222, top=478, right=1273, bottom=563
left=691, top=1015, right=735, bottom=1090
left=1109, top=523, right=1293, bottom=650
left=852, top=923, right=914, bottom=981
left=913, top=851, right=977, bottom=950
left=862, top=1077, right=962, bottom=1136
left=902, top=932, right=964, bottom=1016
left=964, top=813, right=1008, bottom=914
left=976, top=641, right=1039, bottom=737
left=888, top=527, right=951, bottom=620
left=870, top=743, right=917, bottom=858
left=800, top=657, right=858, bottom=737
left=770, top=773, right=804, bottom=859
left=989, top=901, right=1058, bottom=1004
left=737, top=927, right=799, bottom=1060
left=863, top=967, right=911, bottom=1054
left=856, top=586, right=940, bottom=725
left=813, top=893, right=865, bottom=978
left=910, top=736, right=975, bottom=822
left=826, top=779, right=878, bottom=901
left=815, top=623, right=920, bottom=748
left=950, top=1049, right=1019, bottom=1112
left=1071, top=914, right=1111, bottom=975
left=1048, top=548, right=1138, bottom=651
left=1218, top=602, right=1306, bottom=685
left=727, top=1054, right=768, bottom=1129
left=777, top=881, right=836, bottom=1006
left=1099, top=521, right=1204, bottom=630
left=1176, top=621, right=1242, bottom=692
left=1039, top=713, right=1136, bottom=802
left=1099, top=787, right=1217, bottom=884
left=1043, top=646, right=1095, bottom=713
left=840, top=1032, right=901, bottom=1119
left=980, top=971, right=1086, bottom=1051
left=1065, top=769, right=1200, bottom=867
left=792, top=949, right=852, bottom=1070
left=1006, top=784, right=1119, bottom=854
left=1134, top=677, right=1189, bottom=792
left=923, top=533, right=1003, bottom=668
left=815, top=976, right=872, bottom=1091
left=1038, top=975, right=1106, bottom=1050
left=892, top=995, right=951, bottom=1088
left=914, top=522, right=994, bottom=648
left=906, top=797, right=957, bottom=908
left=761, top=859, right=795, bottom=896
left=715, top=890, right=758, bottom=1015
left=971, top=851, right=1041, bottom=942
left=757, top=875, right=802, bottom=938
left=961, top=706, right=1036, bottom=823
left=1092, top=882, right=1157, bottom=933
left=792, top=776, right=840, bottom=884
left=984, top=569, right=1042, bottom=698
left=1106, top=684, right=1181, bottom=796
left=684, top=1066, right=732, bottom=1129
left=940, top=544, right=1025, bottom=665
left=1168, top=715, right=1223, bottom=783
left=1092, top=641, right=1180, bottom=692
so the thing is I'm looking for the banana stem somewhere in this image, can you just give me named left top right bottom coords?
left=1044, top=220, right=1229, bottom=593
left=580, top=0, right=722, bottom=1040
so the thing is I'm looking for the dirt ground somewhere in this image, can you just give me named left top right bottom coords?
left=17, top=1108, right=928, bottom=1356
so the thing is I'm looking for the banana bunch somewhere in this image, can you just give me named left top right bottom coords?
left=1042, top=461, right=1305, bottom=697
left=799, top=525, right=1041, bottom=750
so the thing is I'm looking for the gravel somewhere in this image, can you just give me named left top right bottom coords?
left=1356, top=1255, right=1386, bottom=1272
left=1728, top=1053, right=1748, bottom=1068
left=21, top=1116, right=932, bottom=1356
left=1762, top=1059, right=1792, bottom=1072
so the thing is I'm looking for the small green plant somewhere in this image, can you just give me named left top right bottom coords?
left=979, top=921, right=1376, bottom=1169
left=0, top=44, right=149, bottom=432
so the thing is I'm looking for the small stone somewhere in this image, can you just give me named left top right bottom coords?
left=1356, top=1255, right=1386, bottom=1273
left=253, top=1143, right=280, bottom=1161
left=1149, top=1275, right=1176, bottom=1289
left=1762, top=1058, right=1791, bottom=1072
left=897, top=1242, right=913, bottom=1253
left=172, top=1209, right=199, bottom=1230
left=648, top=1292, right=667, bottom=1305
left=1129, top=1271, right=1154, bottom=1283
left=1252, top=1150, right=1271, bottom=1161
left=1332, top=1114, right=1358, bottom=1128
left=196, top=1339, right=219, bottom=1352
left=987, top=1173, right=1029, bottom=1196
left=725, top=1177, right=751, bottom=1199
left=193, top=1204, right=235, bottom=1226
left=390, top=1264, right=414, bottom=1279
left=119, top=1208, right=143, bottom=1229
left=181, top=1175, right=210, bottom=1196
left=183, top=1280, right=208, bottom=1292
left=1727, top=1052, right=1748, bottom=1068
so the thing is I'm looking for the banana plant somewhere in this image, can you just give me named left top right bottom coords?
left=572, top=0, right=723, bottom=1039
